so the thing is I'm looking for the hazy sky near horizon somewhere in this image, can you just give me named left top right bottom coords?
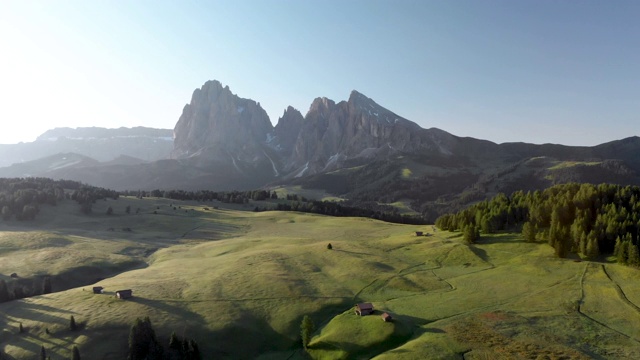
left=0, top=0, right=638, bottom=146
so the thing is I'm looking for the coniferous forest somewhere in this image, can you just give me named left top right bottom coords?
left=436, top=183, right=640, bottom=265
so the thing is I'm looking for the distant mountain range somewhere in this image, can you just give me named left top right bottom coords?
left=1, top=81, right=638, bottom=220
left=0, top=127, right=173, bottom=168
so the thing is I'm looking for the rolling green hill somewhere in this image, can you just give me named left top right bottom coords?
left=1, top=197, right=640, bottom=359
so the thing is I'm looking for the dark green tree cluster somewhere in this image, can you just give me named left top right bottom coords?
left=0, top=276, right=57, bottom=303
left=71, top=185, right=119, bottom=214
left=125, top=189, right=277, bottom=203
left=128, top=318, right=201, bottom=360
left=168, top=331, right=201, bottom=360
left=0, top=178, right=67, bottom=221
left=436, top=183, right=640, bottom=263
left=128, top=317, right=163, bottom=360
left=272, top=199, right=426, bottom=224
left=0, top=177, right=119, bottom=219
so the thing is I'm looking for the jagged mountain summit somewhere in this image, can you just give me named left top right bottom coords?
left=171, top=80, right=457, bottom=181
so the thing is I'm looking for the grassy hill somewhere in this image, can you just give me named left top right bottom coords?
left=1, top=197, right=640, bottom=359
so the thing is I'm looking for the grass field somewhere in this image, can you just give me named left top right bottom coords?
left=1, top=197, right=640, bottom=359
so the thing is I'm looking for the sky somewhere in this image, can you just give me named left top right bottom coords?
left=0, top=0, right=638, bottom=146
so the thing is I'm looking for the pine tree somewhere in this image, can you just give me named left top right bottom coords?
left=72, top=345, right=81, bottom=360
left=70, top=315, right=77, bottom=331
left=586, top=232, right=600, bottom=260
left=327, top=243, right=333, bottom=250
left=628, top=243, right=640, bottom=267
left=300, top=315, right=315, bottom=350
left=169, top=331, right=180, bottom=349
left=522, top=221, right=536, bottom=243
left=40, top=345, right=46, bottom=360
left=128, top=317, right=158, bottom=360
left=617, top=240, right=630, bottom=265
left=463, top=225, right=478, bottom=244
left=579, top=231, right=588, bottom=255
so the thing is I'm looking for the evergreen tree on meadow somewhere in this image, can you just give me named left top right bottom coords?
left=40, top=345, right=46, bottom=360
left=128, top=317, right=160, bottom=360
left=72, top=345, right=81, bottom=360
left=70, top=315, right=78, bottom=331
left=463, top=225, right=479, bottom=244
left=300, top=315, right=315, bottom=350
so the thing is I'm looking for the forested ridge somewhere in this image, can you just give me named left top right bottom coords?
left=436, top=183, right=640, bottom=264
left=0, top=177, right=118, bottom=221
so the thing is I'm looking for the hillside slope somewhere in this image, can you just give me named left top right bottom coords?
left=1, top=200, right=640, bottom=359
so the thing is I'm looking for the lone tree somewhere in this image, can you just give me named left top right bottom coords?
left=106, top=206, right=113, bottom=215
left=300, top=315, right=315, bottom=350
left=70, top=315, right=77, bottom=331
left=40, top=345, right=46, bottom=360
left=463, top=225, right=479, bottom=244
left=72, top=345, right=81, bottom=360
left=327, top=243, right=333, bottom=250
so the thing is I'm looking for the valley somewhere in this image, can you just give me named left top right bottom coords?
left=2, top=196, right=640, bottom=359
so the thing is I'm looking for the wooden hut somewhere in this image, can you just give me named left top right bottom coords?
left=355, top=303, right=374, bottom=316
left=415, top=231, right=423, bottom=236
left=92, top=286, right=104, bottom=294
left=381, top=312, right=393, bottom=322
left=115, top=289, right=133, bottom=299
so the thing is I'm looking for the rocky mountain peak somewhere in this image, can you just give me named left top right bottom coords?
left=273, top=107, right=304, bottom=156
left=172, top=81, right=273, bottom=159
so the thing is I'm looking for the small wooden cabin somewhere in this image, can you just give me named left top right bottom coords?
left=92, top=286, right=104, bottom=294
left=355, top=303, right=374, bottom=316
left=115, top=289, right=133, bottom=299
left=381, top=312, right=393, bottom=322
left=415, top=231, right=423, bottom=236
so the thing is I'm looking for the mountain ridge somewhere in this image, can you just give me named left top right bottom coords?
left=1, top=80, right=638, bottom=220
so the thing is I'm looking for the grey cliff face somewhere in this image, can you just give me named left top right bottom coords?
left=170, top=80, right=457, bottom=180
left=285, top=90, right=442, bottom=176
left=172, top=80, right=273, bottom=159
left=272, top=106, right=304, bottom=157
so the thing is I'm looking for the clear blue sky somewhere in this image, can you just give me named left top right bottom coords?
left=0, top=0, right=638, bottom=146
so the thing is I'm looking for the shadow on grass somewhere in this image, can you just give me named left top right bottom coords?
left=468, top=245, right=490, bottom=263
left=334, top=249, right=376, bottom=256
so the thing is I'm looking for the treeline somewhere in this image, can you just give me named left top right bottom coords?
left=435, top=183, right=640, bottom=264
left=121, top=189, right=276, bottom=203
left=0, top=276, right=52, bottom=304
left=0, top=177, right=119, bottom=220
left=266, top=199, right=427, bottom=225
left=129, top=317, right=201, bottom=360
